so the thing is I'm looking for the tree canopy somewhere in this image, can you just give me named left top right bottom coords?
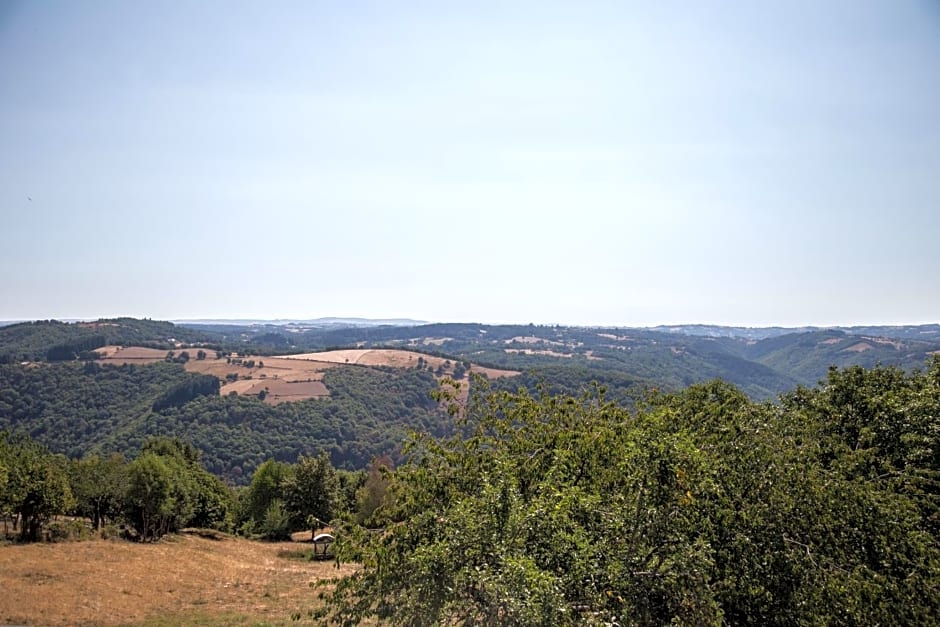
left=326, top=362, right=940, bottom=625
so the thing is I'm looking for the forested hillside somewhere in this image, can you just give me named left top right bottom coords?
left=0, top=362, right=448, bottom=483
left=183, top=319, right=940, bottom=398
left=0, top=318, right=219, bottom=363
left=2, top=317, right=939, bottom=485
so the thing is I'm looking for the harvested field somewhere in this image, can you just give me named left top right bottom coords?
left=285, top=348, right=519, bottom=381
left=284, top=348, right=428, bottom=368
left=468, top=364, right=520, bottom=379
left=95, top=345, right=169, bottom=363
left=94, top=346, right=516, bottom=405
left=505, top=348, right=573, bottom=358
left=94, top=348, right=335, bottom=404
left=229, top=378, right=329, bottom=405
left=0, top=533, right=356, bottom=626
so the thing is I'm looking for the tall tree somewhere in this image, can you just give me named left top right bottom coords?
left=284, top=452, right=341, bottom=534
left=3, top=432, right=74, bottom=541
left=69, top=453, right=127, bottom=530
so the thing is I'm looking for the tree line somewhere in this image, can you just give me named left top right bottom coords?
left=0, top=431, right=392, bottom=545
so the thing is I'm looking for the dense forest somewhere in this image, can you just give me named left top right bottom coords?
left=0, top=361, right=447, bottom=483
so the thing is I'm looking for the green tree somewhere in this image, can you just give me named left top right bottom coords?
left=243, top=459, right=292, bottom=534
left=260, top=498, right=292, bottom=540
left=3, top=432, right=74, bottom=541
left=326, top=375, right=940, bottom=625
left=124, top=437, right=232, bottom=540
left=125, top=452, right=183, bottom=541
left=69, top=453, right=127, bottom=530
left=283, top=452, right=341, bottom=534
left=355, top=455, right=394, bottom=526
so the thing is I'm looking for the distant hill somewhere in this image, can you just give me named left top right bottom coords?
left=0, top=318, right=220, bottom=363
left=5, top=317, right=939, bottom=398
left=3, top=316, right=939, bottom=481
left=175, top=317, right=428, bottom=328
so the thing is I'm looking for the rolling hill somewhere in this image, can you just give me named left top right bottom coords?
left=1, top=317, right=938, bottom=482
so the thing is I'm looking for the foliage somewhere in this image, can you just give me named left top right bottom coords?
left=1, top=431, right=74, bottom=541
left=124, top=437, right=234, bottom=541
left=151, top=373, right=220, bottom=411
left=355, top=456, right=394, bottom=527
left=0, top=318, right=218, bottom=363
left=0, top=361, right=449, bottom=484
left=242, top=459, right=293, bottom=536
left=283, top=452, right=341, bottom=531
left=327, top=368, right=940, bottom=625
left=259, top=499, right=292, bottom=541
left=0, top=361, right=196, bottom=458
left=68, top=452, right=128, bottom=530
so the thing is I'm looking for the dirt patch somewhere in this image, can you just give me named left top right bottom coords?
left=865, top=337, right=903, bottom=350
left=227, top=379, right=330, bottom=405
left=95, top=349, right=336, bottom=405
left=843, top=342, right=874, bottom=353
left=0, top=534, right=356, bottom=626
left=505, top=348, right=573, bottom=358
left=283, top=349, right=518, bottom=379
left=504, top=336, right=565, bottom=346
left=96, top=345, right=169, bottom=363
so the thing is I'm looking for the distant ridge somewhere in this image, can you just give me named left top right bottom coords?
left=174, top=317, right=429, bottom=328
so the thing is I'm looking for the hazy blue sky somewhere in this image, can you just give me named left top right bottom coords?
left=2, top=1, right=938, bottom=326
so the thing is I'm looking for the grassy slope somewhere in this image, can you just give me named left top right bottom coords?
left=0, top=533, right=355, bottom=626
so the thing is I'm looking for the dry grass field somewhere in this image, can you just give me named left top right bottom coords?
left=283, top=348, right=518, bottom=380
left=0, top=533, right=356, bottom=626
left=94, top=346, right=517, bottom=406
left=95, top=348, right=336, bottom=404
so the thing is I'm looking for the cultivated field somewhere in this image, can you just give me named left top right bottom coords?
left=283, top=348, right=518, bottom=380
left=94, top=346, right=518, bottom=405
left=0, top=533, right=355, bottom=626
left=95, top=347, right=336, bottom=404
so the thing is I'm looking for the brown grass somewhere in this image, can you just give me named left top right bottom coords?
left=283, top=349, right=518, bottom=380
left=505, top=348, right=573, bottom=358
left=95, top=346, right=169, bottom=363
left=95, top=348, right=335, bottom=404
left=0, top=533, right=356, bottom=626
left=94, top=347, right=517, bottom=406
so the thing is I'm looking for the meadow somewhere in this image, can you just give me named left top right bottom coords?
left=0, top=531, right=355, bottom=626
